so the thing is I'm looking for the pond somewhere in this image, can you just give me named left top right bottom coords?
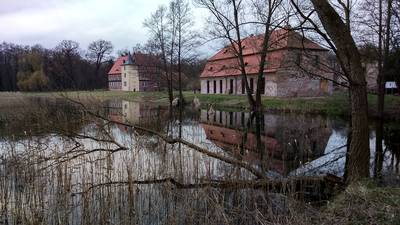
left=0, top=96, right=399, bottom=225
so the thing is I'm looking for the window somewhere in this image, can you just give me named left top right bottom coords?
left=124, top=81, right=127, bottom=87
left=242, top=78, right=245, bottom=94
left=260, top=77, right=265, bottom=94
left=207, top=80, right=210, bottom=93
left=313, top=55, right=320, bottom=67
left=250, top=78, right=254, bottom=94
left=213, top=80, right=216, bottom=94
left=219, top=80, right=223, bottom=93
left=124, top=73, right=126, bottom=78
left=230, top=79, right=234, bottom=94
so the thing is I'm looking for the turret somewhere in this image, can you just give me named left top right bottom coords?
left=121, top=52, right=140, bottom=92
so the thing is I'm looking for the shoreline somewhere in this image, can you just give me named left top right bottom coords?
left=1, top=90, right=399, bottom=120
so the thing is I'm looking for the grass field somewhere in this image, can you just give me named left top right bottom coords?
left=1, top=90, right=399, bottom=118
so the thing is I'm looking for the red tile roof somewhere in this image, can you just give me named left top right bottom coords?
left=108, top=56, right=127, bottom=75
left=108, top=53, right=161, bottom=75
left=201, top=28, right=328, bottom=78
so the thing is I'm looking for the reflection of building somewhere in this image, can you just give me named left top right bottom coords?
left=200, top=28, right=333, bottom=97
left=120, top=101, right=166, bottom=128
left=107, top=100, right=167, bottom=133
left=200, top=110, right=332, bottom=175
left=107, top=53, right=161, bottom=91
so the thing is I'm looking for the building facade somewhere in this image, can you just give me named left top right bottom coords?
left=200, top=28, right=333, bottom=97
left=108, top=53, right=161, bottom=91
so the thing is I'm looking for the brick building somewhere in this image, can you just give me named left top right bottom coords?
left=200, top=28, right=333, bottom=97
left=107, top=53, right=161, bottom=91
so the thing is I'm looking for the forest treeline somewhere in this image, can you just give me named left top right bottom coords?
left=0, top=39, right=206, bottom=92
left=0, top=40, right=114, bottom=91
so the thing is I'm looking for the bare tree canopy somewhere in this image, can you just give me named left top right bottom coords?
left=87, top=39, right=113, bottom=65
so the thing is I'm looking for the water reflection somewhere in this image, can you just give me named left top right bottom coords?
left=199, top=110, right=332, bottom=176
left=0, top=97, right=399, bottom=225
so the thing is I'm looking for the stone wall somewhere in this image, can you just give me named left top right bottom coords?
left=275, top=49, right=333, bottom=97
left=121, top=65, right=140, bottom=92
left=364, top=62, right=378, bottom=93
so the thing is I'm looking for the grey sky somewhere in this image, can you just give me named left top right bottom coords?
left=0, top=0, right=209, bottom=54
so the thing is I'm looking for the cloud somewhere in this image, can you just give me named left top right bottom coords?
left=0, top=0, right=169, bottom=50
left=0, top=0, right=211, bottom=57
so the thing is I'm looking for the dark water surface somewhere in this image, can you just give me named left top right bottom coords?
left=0, top=97, right=399, bottom=225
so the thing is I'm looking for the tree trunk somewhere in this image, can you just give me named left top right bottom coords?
left=375, top=0, right=393, bottom=179
left=310, top=0, right=370, bottom=182
left=232, top=0, right=256, bottom=110
left=347, top=84, right=370, bottom=181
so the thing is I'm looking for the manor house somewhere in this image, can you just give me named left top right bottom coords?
left=200, top=28, right=333, bottom=97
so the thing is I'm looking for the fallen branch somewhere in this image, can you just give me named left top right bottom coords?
left=72, top=174, right=344, bottom=200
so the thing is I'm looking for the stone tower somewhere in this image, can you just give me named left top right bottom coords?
left=121, top=53, right=140, bottom=91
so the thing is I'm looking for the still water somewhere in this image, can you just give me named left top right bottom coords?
left=0, top=97, right=398, bottom=225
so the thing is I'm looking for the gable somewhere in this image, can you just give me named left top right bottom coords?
left=108, top=56, right=128, bottom=75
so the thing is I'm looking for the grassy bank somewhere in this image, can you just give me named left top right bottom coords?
left=283, top=180, right=400, bottom=225
left=1, top=90, right=400, bottom=118
left=318, top=181, right=400, bottom=225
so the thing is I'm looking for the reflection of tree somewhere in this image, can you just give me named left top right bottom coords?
left=383, top=125, right=400, bottom=173
left=0, top=97, right=87, bottom=139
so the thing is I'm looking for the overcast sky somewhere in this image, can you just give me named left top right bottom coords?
left=0, top=0, right=209, bottom=55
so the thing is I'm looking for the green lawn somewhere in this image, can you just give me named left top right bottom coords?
left=1, top=90, right=399, bottom=118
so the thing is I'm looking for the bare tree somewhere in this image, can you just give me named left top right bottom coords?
left=87, top=39, right=113, bottom=87
left=171, top=0, right=199, bottom=104
left=144, top=6, right=175, bottom=105
left=54, top=40, right=80, bottom=89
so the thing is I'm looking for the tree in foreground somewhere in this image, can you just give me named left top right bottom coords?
left=291, top=0, right=370, bottom=182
